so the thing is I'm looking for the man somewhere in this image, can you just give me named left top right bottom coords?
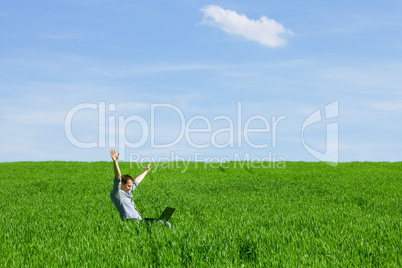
left=109, top=149, right=171, bottom=228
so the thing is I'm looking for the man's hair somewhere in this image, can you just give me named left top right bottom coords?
left=121, top=174, right=134, bottom=184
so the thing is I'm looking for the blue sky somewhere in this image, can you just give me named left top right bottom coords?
left=1, top=0, right=401, bottom=163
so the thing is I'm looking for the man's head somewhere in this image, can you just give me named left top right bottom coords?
left=121, top=174, right=134, bottom=193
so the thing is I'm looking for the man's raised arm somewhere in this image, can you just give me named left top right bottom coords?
left=134, top=164, right=152, bottom=184
left=110, top=149, right=121, bottom=179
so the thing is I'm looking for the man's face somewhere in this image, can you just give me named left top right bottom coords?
left=121, top=180, right=133, bottom=193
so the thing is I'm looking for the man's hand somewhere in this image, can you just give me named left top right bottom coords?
left=146, top=164, right=152, bottom=171
left=110, top=149, right=121, bottom=179
left=110, top=149, right=120, bottom=162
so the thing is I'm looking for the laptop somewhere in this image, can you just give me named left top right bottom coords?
left=145, top=207, right=175, bottom=222
left=158, top=207, right=175, bottom=222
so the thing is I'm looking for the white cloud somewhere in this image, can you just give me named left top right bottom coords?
left=200, top=5, right=292, bottom=47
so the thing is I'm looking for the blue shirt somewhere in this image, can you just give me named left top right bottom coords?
left=110, top=177, right=143, bottom=221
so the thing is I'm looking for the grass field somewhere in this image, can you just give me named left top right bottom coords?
left=0, top=161, right=401, bottom=267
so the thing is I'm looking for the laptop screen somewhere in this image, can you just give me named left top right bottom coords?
left=159, top=207, right=175, bottom=221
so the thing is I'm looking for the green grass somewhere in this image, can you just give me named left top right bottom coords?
left=0, top=161, right=401, bottom=267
